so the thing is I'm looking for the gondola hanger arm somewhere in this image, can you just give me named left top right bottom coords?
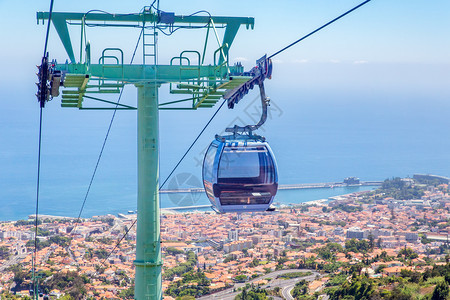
left=223, top=55, right=272, bottom=135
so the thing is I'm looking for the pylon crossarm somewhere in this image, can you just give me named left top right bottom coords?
left=54, top=63, right=251, bottom=109
left=37, top=11, right=254, bottom=27
left=55, top=64, right=237, bottom=83
left=37, top=11, right=254, bottom=64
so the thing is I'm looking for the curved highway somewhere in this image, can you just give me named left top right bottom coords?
left=282, top=285, right=295, bottom=300
left=197, top=269, right=320, bottom=300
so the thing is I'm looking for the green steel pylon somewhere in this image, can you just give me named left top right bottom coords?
left=37, top=6, right=254, bottom=299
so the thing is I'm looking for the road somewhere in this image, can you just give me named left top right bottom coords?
left=66, top=246, right=76, bottom=265
left=281, top=285, right=295, bottom=300
left=0, top=253, right=27, bottom=272
left=197, top=269, right=320, bottom=300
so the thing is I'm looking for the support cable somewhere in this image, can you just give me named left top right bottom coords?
left=268, top=0, right=372, bottom=59
left=160, top=98, right=227, bottom=190
left=101, top=219, right=135, bottom=265
left=32, top=0, right=54, bottom=297
left=32, top=107, right=44, bottom=298
left=101, top=98, right=227, bottom=265
left=71, top=30, right=143, bottom=235
left=93, top=0, right=373, bottom=265
left=158, top=0, right=373, bottom=187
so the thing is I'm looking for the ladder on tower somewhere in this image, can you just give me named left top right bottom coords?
left=142, top=22, right=157, bottom=65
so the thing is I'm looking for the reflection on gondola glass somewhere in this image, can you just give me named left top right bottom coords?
left=202, top=138, right=278, bottom=213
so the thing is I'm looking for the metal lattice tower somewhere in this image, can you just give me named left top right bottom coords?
left=37, top=6, right=254, bottom=299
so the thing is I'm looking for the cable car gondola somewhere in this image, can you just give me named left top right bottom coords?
left=203, top=134, right=278, bottom=213
left=202, top=57, right=278, bottom=213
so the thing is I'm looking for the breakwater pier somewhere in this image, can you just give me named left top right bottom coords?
left=159, top=181, right=382, bottom=194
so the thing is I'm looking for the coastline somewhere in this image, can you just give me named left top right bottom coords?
left=4, top=183, right=379, bottom=222
left=22, top=189, right=375, bottom=222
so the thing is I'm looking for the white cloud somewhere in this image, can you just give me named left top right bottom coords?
left=292, top=59, right=309, bottom=64
left=353, top=60, right=369, bottom=64
left=232, top=57, right=249, bottom=62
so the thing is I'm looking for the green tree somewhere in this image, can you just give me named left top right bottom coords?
left=93, top=248, right=109, bottom=260
left=250, top=258, right=260, bottom=267
left=331, top=204, right=363, bottom=213
left=315, top=243, right=343, bottom=261
left=234, top=275, right=247, bottom=282
left=49, top=235, right=72, bottom=247
left=345, top=239, right=370, bottom=253
left=84, top=248, right=93, bottom=260
left=368, top=234, right=375, bottom=251
left=224, top=254, right=236, bottom=263
left=0, top=246, right=10, bottom=260
left=40, top=271, right=86, bottom=300
left=431, top=281, right=449, bottom=300
left=10, top=264, right=28, bottom=291
left=163, top=251, right=197, bottom=281
left=118, top=286, right=134, bottom=299
left=378, top=177, right=425, bottom=200
left=397, top=248, right=418, bottom=260
left=102, top=217, right=115, bottom=226
left=235, top=287, right=269, bottom=300
left=26, top=239, right=51, bottom=251
left=95, top=264, right=106, bottom=274
left=328, top=275, right=375, bottom=300
left=377, top=238, right=382, bottom=248
left=445, top=271, right=450, bottom=285
left=292, top=279, right=308, bottom=298
left=15, top=219, right=41, bottom=226
left=165, top=270, right=210, bottom=298
left=166, top=247, right=184, bottom=256
left=36, top=227, right=51, bottom=236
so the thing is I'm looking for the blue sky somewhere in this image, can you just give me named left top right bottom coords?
left=2, top=1, right=450, bottom=70
left=0, top=0, right=449, bottom=218
left=1, top=0, right=449, bottom=161
left=1, top=0, right=449, bottom=94
left=0, top=0, right=448, bottom=114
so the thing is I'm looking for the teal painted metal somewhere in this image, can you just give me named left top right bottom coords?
left=38, top=9, right=252, bottom=110
left=52, top=63, right=247, bottom=109
left=54, top=64, right=237, bottom=84
left=135, top=84, right=162, bottom=300
left=36, top=11, right=254, bottom=65
left=49, top=15, right=76, bottom=63
left=37, top=7, right=254, bottom=299
left=142, top=9, right=158, bottom=66
left=31, top=272, right=43, bottom=300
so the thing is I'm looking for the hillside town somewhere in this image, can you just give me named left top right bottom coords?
left=0, top=176, right=449, bottom=299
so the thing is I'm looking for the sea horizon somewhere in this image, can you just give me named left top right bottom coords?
left=0, top=184, right=379, bottom=222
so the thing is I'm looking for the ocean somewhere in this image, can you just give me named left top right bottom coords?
left=1, top=63, right=449, bottom=221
